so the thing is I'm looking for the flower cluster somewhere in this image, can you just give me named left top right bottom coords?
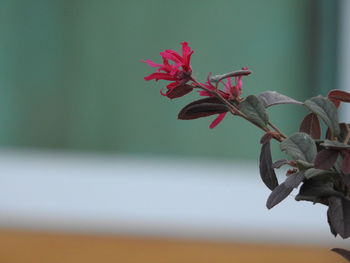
left=143, top=42, right=194, bottom=99
left=143, top=42, right=250, bottom=128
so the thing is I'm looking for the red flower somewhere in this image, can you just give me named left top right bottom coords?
left=199, top=69, right=247, bottom=128
left=143, top=42, right=194, bottom=99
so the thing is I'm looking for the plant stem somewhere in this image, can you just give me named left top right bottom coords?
left=190, top=78, right=284, bottom=142
left=268, top=121, right=287, bottom=139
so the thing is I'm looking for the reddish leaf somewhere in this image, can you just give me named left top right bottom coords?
left=330, top=99, right=341, bottom=108
left=314, top=149, right=339, bottom=170
left=328, top=213, right=338, bottom=237
left=178, top=97, right=228, bottom=120
left=166, top=84, right=193, bottom=99
left=266, top=171, right=305, bottom=209
left=299, top=113, right=321, bottom=139
left=327, top=196, right=350, bottom=238
left=284, top=171, right=305, bottom=188
left=259, top=135, right=278, bottom=190
left=328, top=89, right=350, bottom=108
left=266, top=183, right=293, bottom=209
left=331, top=248, right=350, bottom=262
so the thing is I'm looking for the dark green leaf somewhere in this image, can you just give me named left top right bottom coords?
left=328, top=213, right=338, bottom=237
left=340, top=173, right=350, bottom=194
left=266, top=171, right=305, bottom=209
left=240, top=95, right=268, bottom=128
left=331, top=248, right=350, bottom=261
left=299, top=113, right=321, bottom=139
left=259, top=139, right=278, bottom=190
left=295, top=177, right=343, bottom=203
left=258, top=91, right=303, bottom=108
left=327, top=196, right=350, bottom=238
left=334, top=154, right=344, bottom=174
left=304, top=168, right=336, bottom=179
left=295, top=160, right=314, bottom=170
left=304, top=96, right=340, bottom=137
left=280, top=133, right=317, bottom=163
left=178, top=97, right=228, bottom=120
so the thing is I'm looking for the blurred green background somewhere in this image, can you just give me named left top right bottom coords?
left=0, top=0, right=338, bottom=160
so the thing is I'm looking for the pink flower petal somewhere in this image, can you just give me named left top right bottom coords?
left=201, top=81, right=215, bottom=90
left=181, top=42, right=193, bottom=66
left=144, top=72, right=176, bottom=81
left=209, top=112, right=227, bottom=129
left=160, top=50, right=183, bottom=64
left=141, top=59, right=163, bottom=68
left=166, top=81, right=180, bottom=89
left=235, top=76, right=243, bottom=90
left=224, top=78, right=232, bottom=93
left=181, top=42, right=191, bottom=55
left=169, top=63, right=181, bottom=75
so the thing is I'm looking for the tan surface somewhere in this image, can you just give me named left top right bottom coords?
left=0, top=228, right=346, bottom=263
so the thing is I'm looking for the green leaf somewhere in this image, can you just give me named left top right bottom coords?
left=258, top=91, right=303, bottom=108
left=240, top=95, right=269, bottom=128
left=304, top=96, right=340, bottom=137
left=321, top=140, right=350, bottom=150
left=299, top=113, right=321, bottom=139
left=304, top=168, right=337, bottom=179
left=295, top=160, right=314, bottom=170
left=280, top=132, right=317, bottom=163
